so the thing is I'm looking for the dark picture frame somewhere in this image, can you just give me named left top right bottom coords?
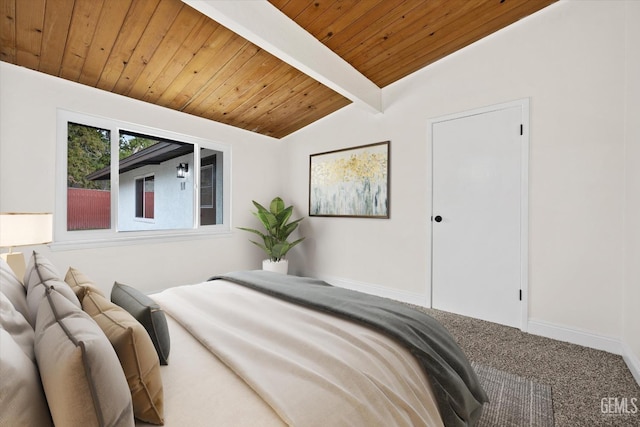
left=309, top=141, right=390, bottom=218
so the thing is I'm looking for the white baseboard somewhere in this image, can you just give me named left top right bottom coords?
left=526, top=320, right=640, bottom=385
left=621, top=342, right=640, bottom=386
left=318, top=274, right=428, bottom=307
left=527, top=318, right=622, bottom=355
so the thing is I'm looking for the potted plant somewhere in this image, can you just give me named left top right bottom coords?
left=238, top=196, right=305, bottom=274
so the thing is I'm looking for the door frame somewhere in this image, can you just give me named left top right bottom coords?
left=427, top=98, right=530, bottom=331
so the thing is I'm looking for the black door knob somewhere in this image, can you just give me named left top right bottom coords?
left=434, top=215, right=442, bottom=222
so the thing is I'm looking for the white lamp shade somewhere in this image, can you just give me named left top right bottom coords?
left=0, top=213, right=53, bottom=248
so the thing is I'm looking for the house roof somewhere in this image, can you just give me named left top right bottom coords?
left=87, top=140, right=192, bottom=180
left=0, top=0, right=556, bottom=139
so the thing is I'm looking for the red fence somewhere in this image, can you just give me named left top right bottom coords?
left=67, top=188, right=110, bottom=230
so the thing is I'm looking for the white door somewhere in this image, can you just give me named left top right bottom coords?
left=431, top=101, right=527, bottom=328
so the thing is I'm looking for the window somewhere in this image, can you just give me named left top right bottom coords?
left=56, top=110, right=231, bottom=247
left=135, top=176, right=154, bottom=219
left=200, top=149, right=221, bottom=226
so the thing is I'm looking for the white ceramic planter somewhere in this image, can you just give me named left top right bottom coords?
left=262, top=259, right=288, bottom=274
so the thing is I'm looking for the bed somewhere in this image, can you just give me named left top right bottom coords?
left=0, top=252, right=487, bottom=427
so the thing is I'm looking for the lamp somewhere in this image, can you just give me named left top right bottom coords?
left=0, top=213, right=53, bottom=281
left=176, top=163, right=188, bottom=178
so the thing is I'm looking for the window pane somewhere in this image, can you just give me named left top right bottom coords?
left=201, top=164, right=213, bottom=188
left=118, top=131, right=194, bottom=231
left=144, top=176, right=154, bottom=219
left=200, top=150, right=219, bottom=226
left=135, top=176, right=155, bottom=219
left=200, top=164, right=214, bottom=208
left=135, top=179, right=144, bottom=218
left=67, top=123, right=111, bottom=231
left=144, top=176, right=155, bottom=192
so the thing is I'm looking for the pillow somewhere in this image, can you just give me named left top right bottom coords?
left=83, top=290, right=164, bottom=424
left=0, top=328, right=53, bottom=427
left=0, top=257, right=32, bottom=325
left=0, top=292, right=35, bottom=361
left=111, top=282, right=170, bottom=365
left=35, top=288, right=134, bottom=427
left=24, top=252, right=80, bottom=324
left=64, top=267, right=106, bottom=301
left=24, top=251, right=62, bottom=285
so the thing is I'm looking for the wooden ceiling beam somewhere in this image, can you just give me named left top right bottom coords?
left=182, top=0, right=382, bottom=113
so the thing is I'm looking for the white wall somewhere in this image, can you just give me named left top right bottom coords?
left=118, top=152, right=196, bottom=232
left=623, top=0, right=640, bottom=383
left=283, top=0, right=632, bottom=350
left=0, top=62, right=283, bottom=294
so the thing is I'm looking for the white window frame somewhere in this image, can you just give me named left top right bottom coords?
left=54, top=109, right=231, bottom=249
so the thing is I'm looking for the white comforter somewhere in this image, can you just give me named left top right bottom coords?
left=152, top=280, right=443, bottom=427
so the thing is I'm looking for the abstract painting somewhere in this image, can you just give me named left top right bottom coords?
left=309, top=141, right=389, bottom=218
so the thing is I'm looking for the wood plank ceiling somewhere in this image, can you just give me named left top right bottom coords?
left=0, top=0, right=556, bottom=139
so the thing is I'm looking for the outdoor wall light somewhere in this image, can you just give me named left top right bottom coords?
left=176, top=163, right=188, bottom=178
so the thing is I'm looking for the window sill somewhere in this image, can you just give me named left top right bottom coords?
left=49, top=228, right=232, bottom=251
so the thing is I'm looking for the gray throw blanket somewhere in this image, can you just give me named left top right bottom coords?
left=209, top=270, right=488, bottom=427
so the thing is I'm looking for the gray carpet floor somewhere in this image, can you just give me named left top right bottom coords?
left=412, top=307, right=640, bottom=427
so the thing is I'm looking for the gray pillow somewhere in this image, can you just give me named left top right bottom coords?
left=111, top=282, right=170, bottom=365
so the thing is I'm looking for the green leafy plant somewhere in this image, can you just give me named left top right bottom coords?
left=238, top=197, right=305, bottom=262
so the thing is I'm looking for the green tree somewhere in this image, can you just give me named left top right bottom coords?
left=67, top=123, right=110, bottom=190
left=119, top=134, right=157, bottom=160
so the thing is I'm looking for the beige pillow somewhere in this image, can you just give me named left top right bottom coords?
left=0, top=257, right=31, bottom=325
left=0, top=291, right=35, bottom=361
left=0, top=328, right=53, bottom=426
left=24, top=252, right=80, bottom=323
left=35, top=288, right=134, bottom=427
left=64, top=267, right=105, bottom=301
left=83, top=290, right=164, bottom=425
